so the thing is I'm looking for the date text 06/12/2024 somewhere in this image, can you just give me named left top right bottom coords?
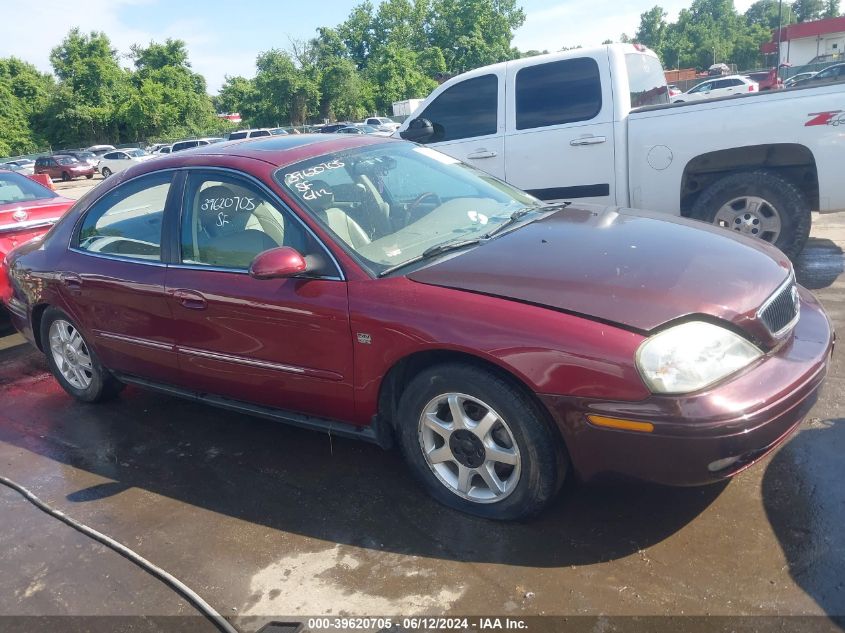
left=305, top=617, right=528, bottom=630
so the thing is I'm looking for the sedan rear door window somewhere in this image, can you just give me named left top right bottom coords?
left=76, top=172, right=172, bottom=261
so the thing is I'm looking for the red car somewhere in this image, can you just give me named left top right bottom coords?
left=746, top=68, right=783, bottom=91
left=2, top=136, right=833, bottom=519
left=0, top=169, right=75, bottom=303
left=34, top=154, right=95, bottom=182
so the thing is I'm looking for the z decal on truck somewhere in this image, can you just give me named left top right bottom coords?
left=805, top=111, right=845, bottom=126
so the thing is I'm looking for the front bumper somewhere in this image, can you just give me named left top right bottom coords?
left=540, top=288, right=834, bottom=486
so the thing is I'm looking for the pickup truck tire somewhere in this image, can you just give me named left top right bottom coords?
left=41, top=307, right=124, bottom=403
left=396, top=363, right=566, bottom=520
left=689, top=170, right=810, bottom=259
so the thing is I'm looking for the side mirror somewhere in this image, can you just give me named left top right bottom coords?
left=249, top=246, right=307, bottom=280
left=400, top=118, right=434, bottom=143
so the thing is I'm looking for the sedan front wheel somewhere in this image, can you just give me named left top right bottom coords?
left=397, top=363, right=567, bottom=520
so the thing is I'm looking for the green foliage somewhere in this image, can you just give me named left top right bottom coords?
left=746, top=0, right=797, bottom=30
left=793, top=0, right=825, bottom=21
left=640, top=0, right=809, bottom=71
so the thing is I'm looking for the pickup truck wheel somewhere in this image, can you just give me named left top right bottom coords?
left=41, top=307, right=124, bottom=403
left=396, top=363, right=567, bottom=520
left=690, top=170, right=810, bottom=259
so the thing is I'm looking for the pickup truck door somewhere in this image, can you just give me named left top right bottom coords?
left=411, top=70, right=506, bottom=179
left=503, top=55, right=615, bottom=204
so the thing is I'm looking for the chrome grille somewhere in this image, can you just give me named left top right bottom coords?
left=758, top=277, right=799, bottom=336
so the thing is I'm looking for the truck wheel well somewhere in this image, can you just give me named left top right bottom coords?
left=377, top=350, right=544, bottom=432
left=680, top=144, right=819, bottom=216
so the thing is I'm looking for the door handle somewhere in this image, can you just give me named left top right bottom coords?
left=59, top=272, right=82, bottom=294
left=172, top=289, right=207, bottom=310
left=570, top=136, right=607, bottom=147
left=466, top=149, right=498, bottom=159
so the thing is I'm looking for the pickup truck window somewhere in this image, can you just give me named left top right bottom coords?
left=515, top=58, right=602, bottom=130
left=625, top=53, right=669, bottom=108
left=416, top=74, right=498, bottom=143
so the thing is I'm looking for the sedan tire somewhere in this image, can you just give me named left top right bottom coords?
left=396, top=363, right=567, bottom=520
left=41, top=307, right=124, bottom=403
left=101, top=167, right=112, bottom=178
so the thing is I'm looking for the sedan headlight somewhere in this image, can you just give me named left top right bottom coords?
left=636, top=321, right=762, bottom=394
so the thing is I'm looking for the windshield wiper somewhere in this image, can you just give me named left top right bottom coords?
left=483, top=202, right=571, bottom=240
left=378, top=238, right=482, bottom=278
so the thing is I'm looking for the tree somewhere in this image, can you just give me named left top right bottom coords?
left=366, top=42, right=437, bottom=112
left=635, top=6, right=669, bottom=54
left=217, top=76, right=256, bottom=115
left=792, top=0, right=825, bottom=21
left=319, top=57, right=373, bottom=120
left=251, top=49, right=320, bottom=126
left=823, top=0, right=841, bottom=17
left=131, top=39, right=191, bottom=75
left=427, top=0, right=525, bottom=73
left=49, top=29, right=129, bottom=107
left=746, top=0, right=796, bottom=30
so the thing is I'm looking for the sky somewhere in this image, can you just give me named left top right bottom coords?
left=1, top=0, right=759, bottom=93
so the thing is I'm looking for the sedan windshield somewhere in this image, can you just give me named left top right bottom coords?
left=0, top=171, right=57, bottom=204
left=275, top=142, right=542, bottom=274
left=126, top=148, right=146, bottom=157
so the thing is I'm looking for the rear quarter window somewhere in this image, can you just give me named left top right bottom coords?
left=515, top=58, right=602, bottom=129
left=625, top=53, right=669, bottom=108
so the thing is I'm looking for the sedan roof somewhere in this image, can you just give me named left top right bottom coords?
left=134, top=134, right=396, bottom=172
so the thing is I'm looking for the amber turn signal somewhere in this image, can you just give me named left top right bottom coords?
left=587, top=415, right=654, bottom=433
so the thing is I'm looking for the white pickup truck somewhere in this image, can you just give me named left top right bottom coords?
left=397, top=43, right=845, bottom=258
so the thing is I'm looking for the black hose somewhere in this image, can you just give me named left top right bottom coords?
left=0, top=474, right=239, bottom=633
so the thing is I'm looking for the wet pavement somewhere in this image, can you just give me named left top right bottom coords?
left=0, top=213, right=843, bottom=632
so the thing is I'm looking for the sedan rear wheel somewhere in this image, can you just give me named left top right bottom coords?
left=41, top=307, right=124, bottom=403
left=397, top=363, right=567, bottom=520
left=101, top=167, right=112, bottom=178
left=61, top=172, right=71, bottom=182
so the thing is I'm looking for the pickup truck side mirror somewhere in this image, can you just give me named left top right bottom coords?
left=400, top=118, right=434, bottom=143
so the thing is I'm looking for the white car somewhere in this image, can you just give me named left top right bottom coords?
left=2, top=160, right=34, bottom=175
left=86, top=144, right=116, bottom=156
left=97, top=148, right=154, bottom=178
left=672, top=75, right=758, bottom=102
left=365, top=117, right=400, bottom=132
left=227, top=128, right=272, bottom=140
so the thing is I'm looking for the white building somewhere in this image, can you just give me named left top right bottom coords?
left=762, top=16, right=845, bottom=66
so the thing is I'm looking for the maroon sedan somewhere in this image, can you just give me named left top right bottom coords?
left=34, top=154, right=95, bottom=182
left=2, top=136, right=833, bottom=519
left=0, top=169, right=75, bottom=303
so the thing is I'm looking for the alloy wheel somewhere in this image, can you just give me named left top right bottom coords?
left=713, top=195, right=782, bottom=243
left=418, top=392, right=521, bottom=503
left=48, top=319, right=93, bottom=390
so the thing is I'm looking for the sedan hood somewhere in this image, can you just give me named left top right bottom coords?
left=407, top=205, right=791, bottom=333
